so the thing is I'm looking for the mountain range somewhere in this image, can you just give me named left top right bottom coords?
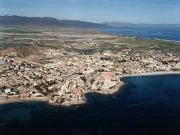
left=0, top=15, right=179, bottom=29
left=0, top=15, right=108, bottom=28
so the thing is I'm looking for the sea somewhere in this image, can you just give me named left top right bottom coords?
left=99, top=26, right=180, bottom=41
left=0, top=74, right=180, bottom=135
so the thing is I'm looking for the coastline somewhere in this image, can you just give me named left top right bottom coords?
left=0, top=26, right=180, bottom=106
left=0, top=97, right=48, bottom=105
left=97, top=28, right=180, bottom=43
left=1, top=71, right=180, bottom=106
left=121, top=71, right=180, bottom=78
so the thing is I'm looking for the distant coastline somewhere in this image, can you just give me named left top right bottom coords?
left=0, top=15, right=180, bottom=41
left=98, top=27, right=180, bottom=42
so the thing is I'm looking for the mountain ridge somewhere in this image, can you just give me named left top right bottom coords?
left=0, top=15, right=179, bottom=28
left=0, top=15, right=108, bottom=28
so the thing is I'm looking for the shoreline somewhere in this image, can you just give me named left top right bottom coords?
left=121, top=71, right=180, bottom=78
left=1, top=71, right=180, bottom=106
left=0, top=26, right=180, bottom=106
left=0, top=97, right=48, bottom=105
left=97, top=28, right=180, bottom=43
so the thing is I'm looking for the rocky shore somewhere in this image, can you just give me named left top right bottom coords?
left=0, top=47, right=179, bottom=106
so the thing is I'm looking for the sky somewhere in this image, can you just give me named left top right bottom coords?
left=0, top=0, right=180, bottom=24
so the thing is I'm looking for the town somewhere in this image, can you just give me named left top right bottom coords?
left=0, top=46, right=179, bottom=105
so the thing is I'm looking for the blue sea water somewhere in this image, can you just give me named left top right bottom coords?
left=99, top=26, right=180, bottom=41
left=0, top=74, right=180, bottom=135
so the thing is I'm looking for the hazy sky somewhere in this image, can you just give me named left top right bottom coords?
left=0, top=0, right=180, bottom=24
